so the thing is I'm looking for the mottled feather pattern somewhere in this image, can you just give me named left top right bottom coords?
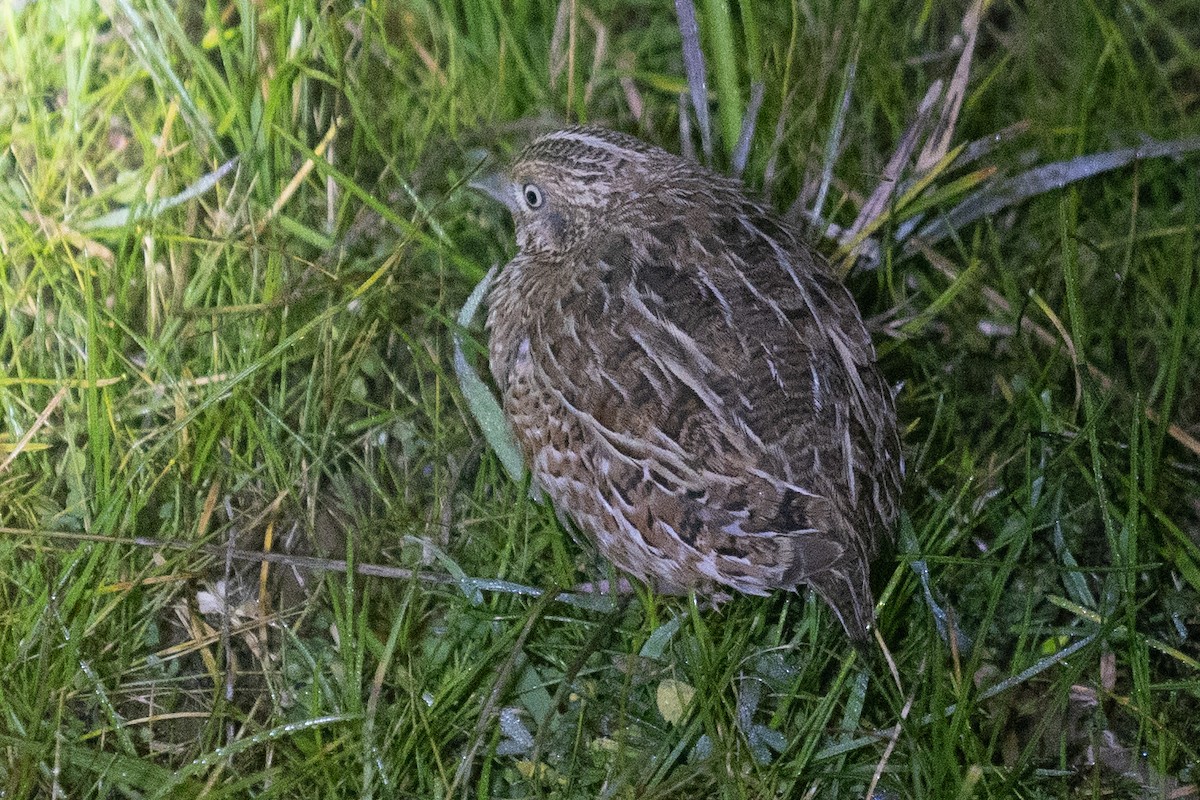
left=480, top=126, right=901, bottom=640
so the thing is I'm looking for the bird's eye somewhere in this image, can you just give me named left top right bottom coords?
left=522, top=184, right=544, bottom=209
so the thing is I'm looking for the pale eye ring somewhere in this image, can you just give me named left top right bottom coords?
left=522, top=183, right=544, bottom=209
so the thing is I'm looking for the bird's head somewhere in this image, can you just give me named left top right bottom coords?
left=470, top=126, right=679, bottom=255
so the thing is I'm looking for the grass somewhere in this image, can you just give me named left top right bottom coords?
left=2, top=0, right=1198, bottom=797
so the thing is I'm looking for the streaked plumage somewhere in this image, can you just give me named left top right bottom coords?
left=476, top=126, right=901, bottom=641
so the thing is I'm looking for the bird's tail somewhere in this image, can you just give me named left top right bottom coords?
left=807, top=560, right=876, bottom=644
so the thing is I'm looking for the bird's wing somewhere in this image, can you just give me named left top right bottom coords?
left=531, top=219, right=896, bottom=589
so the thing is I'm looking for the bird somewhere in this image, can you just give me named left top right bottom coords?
left=471, top=125, right=902, bottom=642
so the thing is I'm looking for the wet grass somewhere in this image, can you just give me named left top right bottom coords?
left=1, top=0, right=1198, bottom=797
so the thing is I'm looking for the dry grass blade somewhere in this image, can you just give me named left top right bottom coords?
left=946, top=120, right=1031, bottom=173
left=18, top=209, right=115, bottom=263
left=252, top=120, right=340, bottom=237
left=82, top=157, right=239, bottom=230
left=840, top=79, right=942, bottom=266
left=839, top=0, right=983, bottom=267
left=731, top=82, right=764, bottom=177
left=403, top=11, right=447, bottom=85
left=865, top=692, right=913, bottom=800
left=762, top=85, right=796, bottom=192
left=1029, top=290, right=1083, bottom=409
left=678, top=91, right=696, bottom=162
left=890, top=120, right=1031, bottom=243
left=549, top=0, right=570, bottom=90
left=567, top=0, right=576, bottom=113
left=617, top=51, right=647, bottom=126
left=810, top=46, right=857, bottom=225
left=916, top=0, right=986, bottom=172
left=674, top=0, right=713, bottom=161
left=0, top=386, right=68, bottom=474
left=913, top=136, right=1200, bottom=247
left=547, top=0, right=580, bottom=112
left=581, top=6, right=608, bottom=106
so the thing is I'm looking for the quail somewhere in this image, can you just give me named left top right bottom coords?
left=472, top=126, right=901, bottom=641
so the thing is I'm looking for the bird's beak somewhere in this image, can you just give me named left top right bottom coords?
left=468, top=169, right=519, bottom=214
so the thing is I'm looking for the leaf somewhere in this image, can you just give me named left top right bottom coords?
left=656, top=678, right=696, bottom=724
left=452, top=266, right=526, bottom=482
left=638, top=614, right=682, bottom=659
left=515, top=759, right=554, bottom=781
